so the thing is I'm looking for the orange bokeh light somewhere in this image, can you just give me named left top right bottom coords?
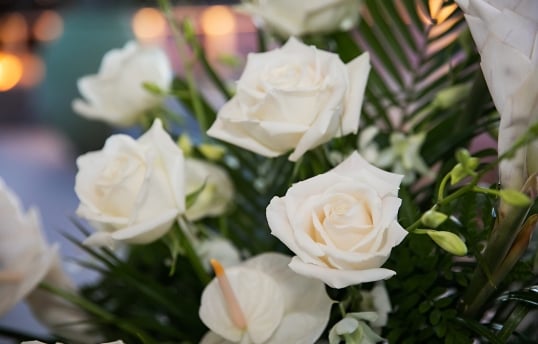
left=19, top=53, right=45, bottom=88
left=0, top=52, right=23, bottom=92
left=1, top=13, right=28, bottom=47
left=33, top=10, right=64, bottom=42
left=132, top=7, right=167, bottom=42
left=200, top=5, right=236, bottom=36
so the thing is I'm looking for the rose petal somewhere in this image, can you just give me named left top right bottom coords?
left=289, top=257, right=396, bottom=289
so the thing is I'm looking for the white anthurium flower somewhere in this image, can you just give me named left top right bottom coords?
left=207, top=37, right=370, bottom=162
left=72, top=41, right=173, bottom=127
left=199, top=253, right=333, bottom=344
left=185, top=158, right=234, bottom=221
left=0, top=178, right=57, bottom=316
left=266, top=151, right=407, bottom=289
left=75, top=119, right=185, bottom=247
left=240, top=0, right=361, bottom=37
left=196, top=235, right=241, bottom=272
left=455, top=0, right=538, bottom=195
left=26, top=253, right=98, bottom=344
left=328, top=312, right=384, bottom=344
left=359, top=282, right=392, bottom=330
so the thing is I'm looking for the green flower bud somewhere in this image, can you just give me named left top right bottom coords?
left=199, top=143, right=226, bottom=161
left=421, top=210, right=448, bottom=228
left=499, top=189, right=532, bottom=207
left=177, top=134, right=193, bottom=156
left=416, top=229, right=468, bottom=256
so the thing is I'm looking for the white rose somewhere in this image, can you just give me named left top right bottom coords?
left=26, top=254, right=98, bottom=344
left=207, top=37, right=370, bottom=162
left=266, top=151, right=407, bottom=289
left=199, top=253, right=333, bottom=344
left=241, top=0, right=361, bottom=37
left=185, top=158, right=234, bottom=221
left=455, top=0, right=538, bottom=193
left=72, top=41, right=173, bottom=127
left=75, top=119, right=185, bottom=247
left=0, top=178, right=56, bottom=316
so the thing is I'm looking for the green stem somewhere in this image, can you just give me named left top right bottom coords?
left=157, top=0, right=208, bottom=131
left=40, top=283, right=157, bottom=344
left=498, top=304, right=531, bottom=342
left=177, top=218, right=212, bottom=285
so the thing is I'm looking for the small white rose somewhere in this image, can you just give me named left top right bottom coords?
left=328, top=312, right=384, bottom=344
left=75, top=119, right=185, bottom=246
left=207, top=37, right=370, bottom=162
left=359, top=282, right=392, bottom=329
left=241, top=0, right=361, bottom=37
left=199, top=253, right=333, bottom=343
left=267, top=151, right=407, bottom=288
left=185, top=158, right=234, bottom=221
left=196, top=236, right=241, bottom=272
left=72, top=41, right=173, bottom=127
left=0, top=178, right=56, bottom=316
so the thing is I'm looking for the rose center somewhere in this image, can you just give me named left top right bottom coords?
left=263, top=64, right=319, bottom=91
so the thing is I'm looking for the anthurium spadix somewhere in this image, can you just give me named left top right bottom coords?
left=199, top=253, right=333, bottom=344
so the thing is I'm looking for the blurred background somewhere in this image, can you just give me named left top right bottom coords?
left=0, top=0, right=259, bottom=339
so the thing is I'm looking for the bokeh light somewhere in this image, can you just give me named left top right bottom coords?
left=200, top=5, right=236, bottom=36
left=33, top=10, right=64, bottom=42
left=19, top=53, right=45, bottom=88
left=1, top=13, right=28, bottom=47
left=132, top=7, right=166, bottom=42
left=0, top=52, right=23, bottom=92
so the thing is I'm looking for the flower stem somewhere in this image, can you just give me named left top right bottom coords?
left=177, top=218, right=212, bottom=285
left=157, top=0, right=209, bottom=132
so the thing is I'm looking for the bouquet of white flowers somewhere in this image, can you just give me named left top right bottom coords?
left=1, top=0, right=538, bottom=343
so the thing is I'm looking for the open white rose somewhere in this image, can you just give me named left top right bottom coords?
left=72, top=41, right=173, bottom=127
left=241, top=0, right=361, bottom=37
left=207, top=37, right=370, bottom=162
left=185, top=158, right=234, bottom=221
left=199, top=253, right=333, bottom=343
left=455, top=0, right=538, bottom=194
left=0, top=178, right=56, bottom=316
left=75, top=119, right=185, bottom=247
left=266, top=151, right=407, bottom=288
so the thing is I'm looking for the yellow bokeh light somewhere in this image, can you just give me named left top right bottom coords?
left=0, top=52, right=23, bottom=92
left=132, top=7, right=166, bottom=41
left=200, top=5, right=236, bottom=36
left=33, top=10, right=64, bottom=42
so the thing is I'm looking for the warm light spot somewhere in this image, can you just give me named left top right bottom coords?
left=132, top=7, right=167, bottom=42
left=0, top=52, right=23, bottom=92
left=200, top=5, right=236, bottom=36
left=19, top=53, right=45, bottom=88
left=33, top=10, right=64, bottom=42
left=1, top=13, right=28, bottom=47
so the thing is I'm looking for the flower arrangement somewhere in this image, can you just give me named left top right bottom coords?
left=1, top=0, right=538, bottom=343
